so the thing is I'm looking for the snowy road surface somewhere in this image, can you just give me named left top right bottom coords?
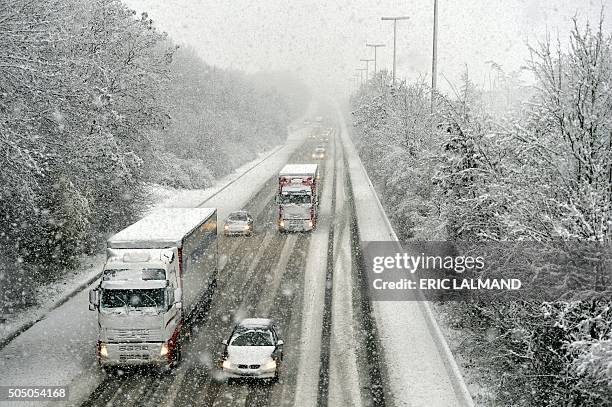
left=0, top=106, right=473, bottom=407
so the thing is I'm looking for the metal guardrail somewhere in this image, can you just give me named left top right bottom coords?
left=335, top=104, right=475, bottom=407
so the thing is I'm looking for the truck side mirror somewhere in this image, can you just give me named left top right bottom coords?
left=221, top=339, right=228, bottom=346
left=166, top=287, right=175, bottom=309
left=276, top=340, right=284, bottom=347
left=89, top=289, right=99, bottom=311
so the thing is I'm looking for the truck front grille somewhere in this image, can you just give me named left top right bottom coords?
left=119, top=354, right=150, bottom=361
left=107, top=328, right=159, bottom=342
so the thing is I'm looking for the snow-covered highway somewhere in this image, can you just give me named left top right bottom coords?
left=0, top=106, right=473, bottom=407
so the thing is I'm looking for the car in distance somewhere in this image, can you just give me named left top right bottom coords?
left=223, top=210, right=254, bottom=236
left=319, top=129, right=331, bottom=142
left=220, top=318, right=284, bottom=382
left=312, top=145, right=326, bottom=159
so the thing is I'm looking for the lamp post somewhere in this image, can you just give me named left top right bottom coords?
left=365, top=43, right=385, bottom=75
left=360, top=58, right=374, bottom=81
left=356, top=68, right=367, bottom=86
left=431, top=0, right=439, bottom=111
left=381, top=16, right=409, bottom=84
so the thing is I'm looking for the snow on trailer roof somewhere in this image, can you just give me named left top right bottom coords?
left=108, top=208, right=216, bottom=249
left=279, top=164, right=318, bottom=177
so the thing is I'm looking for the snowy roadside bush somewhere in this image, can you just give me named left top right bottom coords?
left=0, top=0, right=172, bottom=276
left=351, top=76, right=445, bottom=240
left=160, top=47, right=303, bottom=181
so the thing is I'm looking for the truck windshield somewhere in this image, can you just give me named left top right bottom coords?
left=101, top=288, right=164, bottom=309
left=279, top=194, right=311, bottom=205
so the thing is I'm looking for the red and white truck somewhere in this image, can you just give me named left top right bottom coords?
left=277, top=164, right=320, bottom=232
left=88, top=208, right=217, bottom=369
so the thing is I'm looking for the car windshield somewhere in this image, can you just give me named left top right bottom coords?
left=228, top=212, right=248, bottom=221
left=279, top=193, right=311, bottom=205
left=101, top=288, right=164, bottom=308
left=230, top=330, right=274, bottom=346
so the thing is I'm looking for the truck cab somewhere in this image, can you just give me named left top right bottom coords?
left=277, top=164, right=319, bottom=232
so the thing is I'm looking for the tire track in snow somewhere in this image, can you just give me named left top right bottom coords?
left=315, top=126, right=339, bottom=407
left=327, top=128, right=364, bottom=407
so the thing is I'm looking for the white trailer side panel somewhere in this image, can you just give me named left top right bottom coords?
left=180, top=212, right=218, bottom=317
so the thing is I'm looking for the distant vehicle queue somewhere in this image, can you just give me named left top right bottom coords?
left=88, top=123, right=331, bottom=381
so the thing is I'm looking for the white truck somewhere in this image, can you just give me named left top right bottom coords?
left=88, top=208, right=217, bottom=369
left=277, top=164, right=320, bottom=232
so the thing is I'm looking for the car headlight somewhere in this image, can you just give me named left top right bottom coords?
left=308, top=220, right=313, bottom=228
left=222, top=359, right=232, bottom=369
left=279, top=220, right=285, bottom=227
left=244, top=224, right=250, bottom=230
left=99, top=343, right=108, bottom=358
left=224, top=225, right=229, bottom=230
left=312, top=154, right=316, bottom=158
left=160, top=343, right=169, bottom=357
left=263, top=360, right=277, bottom=370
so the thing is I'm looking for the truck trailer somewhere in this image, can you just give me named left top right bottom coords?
left=277, top=164, right=320, bottom=232
left=88, top=208, right=217, bottom=369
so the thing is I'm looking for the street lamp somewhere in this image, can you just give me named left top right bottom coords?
left=431, top=0, right=439, bottom=110
left=365, top=43, right=385, bottom=75
left=360, top=58, right=374, bottom=81
left=356, top=68, right=367, bottom=86
left=381, top=16, right=409, bottom=85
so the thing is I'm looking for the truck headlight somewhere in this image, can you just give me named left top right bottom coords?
left=263, top=360, right=277, bottom=370
left=224, top=225, right=229, bottom=230
left=99, top=343, right=108, bottom=358
left=308, top=220, right=313, bottom=228
left=244, top=224, right=250, bottom=230
left=160, top=343, right=169, bottom=357
left=279, top=220, right=285, bottom=228
left=222, top=359, right=231, bottom=369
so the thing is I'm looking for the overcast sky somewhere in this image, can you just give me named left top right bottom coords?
left=123, top=0, right=611, bottom=97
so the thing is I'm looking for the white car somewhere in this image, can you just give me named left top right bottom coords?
left=220, top=318, right=284, bottom=382
left=312, top=145, right=326, bottom=159
left=224, top=210, right=254, bottom=236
